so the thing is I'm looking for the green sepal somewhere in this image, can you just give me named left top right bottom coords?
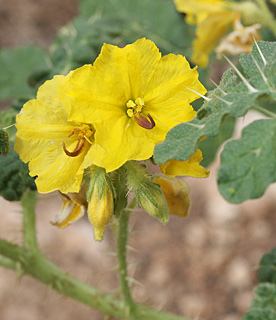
left=124, top=161, right=169, bottom=224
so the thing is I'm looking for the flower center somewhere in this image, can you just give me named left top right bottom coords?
left=126, top=97, right=155, bottom=130
left=63, top=124, right=94, bottom=157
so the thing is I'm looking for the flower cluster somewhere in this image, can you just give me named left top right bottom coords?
left=15, top=38, right=209, bottom=240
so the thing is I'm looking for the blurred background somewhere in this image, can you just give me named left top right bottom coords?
left=1, top=1, right=276, bottom=320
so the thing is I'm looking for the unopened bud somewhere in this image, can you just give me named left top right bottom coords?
left=87, top=166, right=114, bottom=241
left=139, top=184, right=169, bottom=224
left=125, top=161, right=169, bottom=224
left=155, top=177, right=190, bottom=217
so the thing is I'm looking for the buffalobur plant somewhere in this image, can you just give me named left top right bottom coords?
left=0, top=0, right=276, bottom=319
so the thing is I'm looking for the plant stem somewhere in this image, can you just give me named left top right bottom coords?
left=0, top=255, right=17, bottom=270
left=255, top=0, right=276, bottom=36
left=22, top=190, right=38, bottom=251
left=0, top=238, right=191, bottom=320
left=117, top=198, right=136, bottom=316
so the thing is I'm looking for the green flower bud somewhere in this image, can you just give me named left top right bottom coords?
left=125, top=161, right=169, bottom=224
left=87, top=166, right=114, bottom=241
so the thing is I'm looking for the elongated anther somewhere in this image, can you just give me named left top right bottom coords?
left=63, top=138, right=86, bottom=157
left=134, top=113, right=155, bottom=129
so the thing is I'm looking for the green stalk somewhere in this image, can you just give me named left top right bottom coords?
left=0, top=255, right=17, bottom=270
left=116, top=199, right=136, bottom=316
left=0, top=238, right=191, bottom=320
left=22, top=190, right=38, bottom=251
left=255, top=0, right=276, bottom=36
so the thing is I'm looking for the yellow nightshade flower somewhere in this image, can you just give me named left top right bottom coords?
left=67, top=38, right=206, bottom=173
left=160, top=149, right=210, bottom=178
left=15, top=75, right=105, bottom=193
left=155, top=176, right=190, bottom=217
left=173, top=0, right=234, bottom=67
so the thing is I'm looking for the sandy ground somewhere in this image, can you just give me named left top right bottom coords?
left=1, top=1, right=276, bottom=320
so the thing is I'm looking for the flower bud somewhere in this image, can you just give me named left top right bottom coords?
left=87, top=166, right=114, bottom=241
left=125, top=161, right=169, bottom=224
left=138, top=184, right=169, bottom=224
left=155, top=176, right=190, bottom=217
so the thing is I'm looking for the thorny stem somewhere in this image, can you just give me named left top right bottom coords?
left=0, top=255, right=17, bottom=270
left=22, top=190, right=38, bottom=252
left=0, top=238, right=192, bottom=320
left=117, top=198, right=137, bottom=316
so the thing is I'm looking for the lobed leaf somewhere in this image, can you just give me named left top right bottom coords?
left=218, top=119, right=276, bottom=203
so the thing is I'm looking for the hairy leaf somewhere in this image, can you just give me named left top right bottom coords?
left=218, top=119, right=276, bottom=203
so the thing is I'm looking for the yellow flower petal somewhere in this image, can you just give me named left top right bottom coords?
left=173, top=0, right=234, bottom=67
left=155, top=176, right=190, bottom=217
left=160, top=149, right=210, bottom=178
left=92, top=116, right=156, bottom=172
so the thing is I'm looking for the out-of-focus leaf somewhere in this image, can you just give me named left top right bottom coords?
left=243, top=245, right=276, bottom=319
left=0, top=46, right=50, bottom=100
left=243, top=283, right=276, bottom=320
left=79, top=0, right=192, bottom=56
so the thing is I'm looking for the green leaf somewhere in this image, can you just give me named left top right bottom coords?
left=0, top=46, right=50, bottom=100
left=243, top=283, right=276, bottom=320
left=244, top=245, right=276, bottom=319
left=154, top=41, right=276, bottom=166
left=258, top=245, right=276, bottom=284
left=199, top=115, right=236, bottom=167
left=218, top=119, right=276, bottom=203
left=0, top=143, right=36, bottom=201
left=79, top=0, right=192, bottom=56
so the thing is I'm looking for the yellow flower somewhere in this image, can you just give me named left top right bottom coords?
left=160, top=149, right=210, bottom=178
left=174, top=0, right=234, bottom=67
left=67, top=38, right=206, bottom=172
left=15, top=75, right=104, bottom=193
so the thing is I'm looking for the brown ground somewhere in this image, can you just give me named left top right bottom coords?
left=1, top=1, right=276, bottom=320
